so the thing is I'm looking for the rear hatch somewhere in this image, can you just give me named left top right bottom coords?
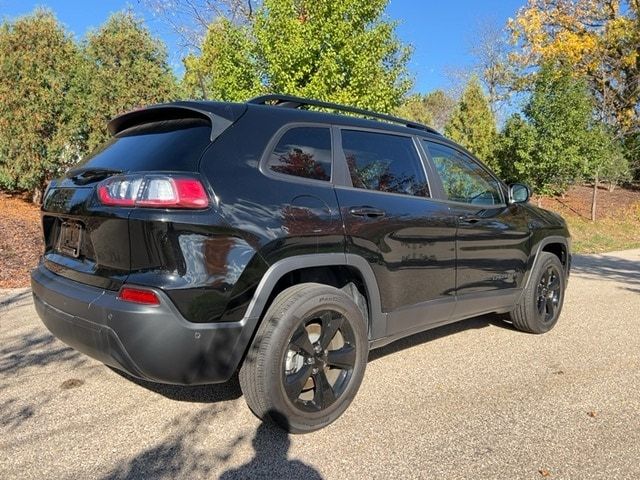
left=41, top=103, right=245, bottom=290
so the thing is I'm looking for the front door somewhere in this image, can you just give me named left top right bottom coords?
left=333, top=128, right=457, bottom=338
left=421, top=140, right=530, bottom=314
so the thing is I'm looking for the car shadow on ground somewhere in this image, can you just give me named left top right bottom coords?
left=99, top=407, right=322, bottom=480
left=111, top=368, right=243, bottom=404
left=571, top=253, right=640, bottom=286
left=368, top=313, right=512, bottom=362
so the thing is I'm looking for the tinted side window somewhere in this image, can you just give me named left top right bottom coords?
left=267, top=127, right=332, bottom=181
left=423, top=141, right=503, bottom=205
left=341, top=130, right=429, bottom=197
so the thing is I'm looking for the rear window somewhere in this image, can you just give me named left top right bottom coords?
left=266, top=127, right=332, bottom=181
left=78, top=118, right=212, bottom=172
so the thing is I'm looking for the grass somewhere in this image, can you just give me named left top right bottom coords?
left=564, top=204, right=640, bottom=254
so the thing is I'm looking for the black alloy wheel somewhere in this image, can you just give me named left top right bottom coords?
left=510, top=252, right=566, bottom=334
left=239, top=283, right=368, bottom=433
left=536, top=265, right=562, bottom=324
left=283, top=310, right=357, bottom=412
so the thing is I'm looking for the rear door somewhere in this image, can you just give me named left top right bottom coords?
left=421, top=140, right=530, bottom=314
left=333, top=127, right=457, bottom=338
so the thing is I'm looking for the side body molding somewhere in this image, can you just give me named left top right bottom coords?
left=244, top=253, right=386, bottom=341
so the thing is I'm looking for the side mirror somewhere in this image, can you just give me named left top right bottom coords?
left=509, top=183, right=530, bottom=204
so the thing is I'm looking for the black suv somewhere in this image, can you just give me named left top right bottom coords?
left=31, top=95, right=571, bottom=432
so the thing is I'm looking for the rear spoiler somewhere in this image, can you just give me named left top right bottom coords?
left=107, top=102, right=247, bottom=142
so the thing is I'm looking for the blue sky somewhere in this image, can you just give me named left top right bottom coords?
left=1, top=0, right=526, bottom=93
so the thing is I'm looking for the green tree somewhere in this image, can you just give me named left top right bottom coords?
left=0, top=10, right=81, bottom=202
left=79, top=12, right=177, bottom=152
left=495, top=114, right=537, bottom=184
left=422, top=90, right=457, bottom=133
left=183, top=18, right=262, bottom=100
left=445, top=76, right=498, bottom=171
left=522, top=64, right=595, bottom=195
left=184, top=0, right=412, bottom=112
left=395, top=90, right=456, bottom=132
left=583, top=125, right=630, bottom=220
left=624, top=133, right=640, bottom=181
left=495, top=64, right=604, bottom=197
left=509, top=0, right=640, bottom=138
left=395, top=94, right=433, bottom=127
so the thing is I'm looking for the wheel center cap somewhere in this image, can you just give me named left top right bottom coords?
left=314, top=351, right=327, bottom=368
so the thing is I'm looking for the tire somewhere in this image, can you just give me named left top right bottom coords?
left=239, top=283, right=368, bottom=433
left=510, top=252, right=566, bottom=334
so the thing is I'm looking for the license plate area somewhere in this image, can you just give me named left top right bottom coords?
left=57, top=221, right=83, bottom=258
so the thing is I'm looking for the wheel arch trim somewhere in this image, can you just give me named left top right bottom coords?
left=522, top=235, right=571, bottom=293
left=244, top=253, right=385, bottom=340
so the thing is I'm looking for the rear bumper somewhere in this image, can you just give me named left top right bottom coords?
left=31, top=264, right=258, bottom=385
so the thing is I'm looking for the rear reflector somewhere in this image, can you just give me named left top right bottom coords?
left=98, top=174, right=209, bottom=209
left=118, top=287, right=160, bottom=306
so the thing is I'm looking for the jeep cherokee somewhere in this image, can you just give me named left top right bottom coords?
left=31, top=94, right=571, bottom=433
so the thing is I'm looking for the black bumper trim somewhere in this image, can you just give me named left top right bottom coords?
left=31, top=264, right=258, bottom=385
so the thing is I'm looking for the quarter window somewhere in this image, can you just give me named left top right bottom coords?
left=423, top=141, right=503, bottom=205
left=341, top=130, right=429, bottom=197
left=267, top=127, right=332, bottom=181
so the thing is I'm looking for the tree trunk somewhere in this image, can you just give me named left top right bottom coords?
left=608, top=181, right=616, bottom=192
left=591, top=173, right=599, bottom=222
left=32, top=187, right=43, bottom=205
left=198, top=72, right=208, bottom=100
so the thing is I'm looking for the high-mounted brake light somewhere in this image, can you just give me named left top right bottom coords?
left=118, top=287, right=160, bottom=306
left=98, top=175, right=209, bottom=209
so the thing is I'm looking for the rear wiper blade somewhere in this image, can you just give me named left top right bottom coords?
left=67, top=167, right=122, bottom=185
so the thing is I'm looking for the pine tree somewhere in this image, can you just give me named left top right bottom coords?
left=445, top=77, right=498, bottom=172
left=0, top=10, right=81, bottom=202
left=79, top=12, right=178, bottom=152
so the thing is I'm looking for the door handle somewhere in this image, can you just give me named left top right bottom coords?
left=458, top=214, right=480, bottom=225
left=349, top=207, right=386, bottom=218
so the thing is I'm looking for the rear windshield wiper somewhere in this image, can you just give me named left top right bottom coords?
left=67, top=167, right=122, bottom=185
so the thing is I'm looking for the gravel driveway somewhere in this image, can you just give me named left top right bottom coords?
left=1, top=249, right=639, bottom=480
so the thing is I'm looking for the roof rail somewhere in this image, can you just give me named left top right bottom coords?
left=247, top=94, right=441, bottom=135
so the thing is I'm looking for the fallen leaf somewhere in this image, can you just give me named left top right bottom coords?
left=539, top=468, right=551, bottom=477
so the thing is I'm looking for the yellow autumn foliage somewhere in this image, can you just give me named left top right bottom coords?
left=509, top=0, right=639, bottom=133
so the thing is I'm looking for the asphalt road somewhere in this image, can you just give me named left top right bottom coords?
left=1, top=249, right=639, bottom=480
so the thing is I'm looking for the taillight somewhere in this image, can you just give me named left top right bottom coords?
left=97, top=174, right=209, bottom=209
left=118, top=287, right=160, bottom=306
